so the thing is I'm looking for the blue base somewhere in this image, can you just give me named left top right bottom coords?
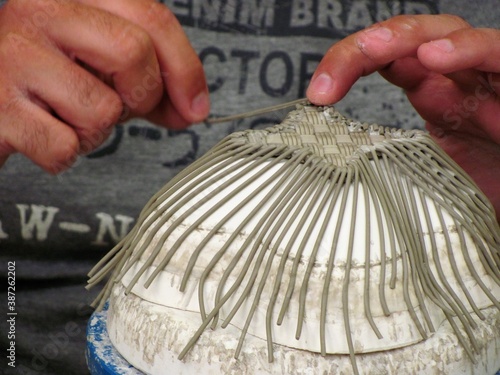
left=86, top=303, right=144, bottom=375
left=87, top=303, right=500, bottom=375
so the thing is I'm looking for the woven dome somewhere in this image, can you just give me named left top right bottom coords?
left=88, top=104, right=500, bottom=375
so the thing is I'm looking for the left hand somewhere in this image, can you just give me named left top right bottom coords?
left=307, top=14, right=500, bottom=221
left=0, top=0, right=209, bottom=173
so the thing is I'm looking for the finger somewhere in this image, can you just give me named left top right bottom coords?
left=145, top=95, right=191, bottom=130
left=378, top=56, right=430, bottom=91
left=78, top=0, right=210, bottom=124
left=0, top=94, right=80, bottom=174
left=382, top=57, right=491, bottom=91
left=418, top=28, right=500, bottom=74
left=395, top=68, right=500, bottom=146
left=44, top=0, right=163, bottom=115
left=380, top=56, right=495, bottom=135
left=5, top=34, right=123, bottom=149
left=307, top=14, right=470, bottom=105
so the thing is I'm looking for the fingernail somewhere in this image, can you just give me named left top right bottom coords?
left=363, top=26, right=393, bottom=42
left=309, top=73, right=334, bottom=94
left=191, top=91, right=210, bottom=118
left=429, top=38, right=455, bottom=53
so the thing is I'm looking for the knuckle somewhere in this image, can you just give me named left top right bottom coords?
left=19, top=118, right=51, bottom=160
left=143, top=2, right=179, bottom=32
left=96, top=92, right=123, bottom=127
left=46, top=137, right=79, bottom=174
left=64, top=63, right=123, bottom=129
left=79, top=103, right=121, bottom=155
left=78, top=128, right=110, bottom=156
left=392, top=15, right=421, bottom=33
left=115, top=26, right=153, bottom=67
left=387, top=14, right=471, bottom=35
left=66, top=64, right=101, bottom=109
left=443, top=14, right=471, bottom=29
left=80, top=96, right=122, bottom=152
left=63, top=64, right=123, bottom=127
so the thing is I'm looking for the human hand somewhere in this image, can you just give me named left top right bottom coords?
left=307, top=15, right=500, bottom=221
left=0, top=0, right=209, bottom=173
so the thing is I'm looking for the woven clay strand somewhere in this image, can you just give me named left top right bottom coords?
left=87, top=104, right=500, bottom=375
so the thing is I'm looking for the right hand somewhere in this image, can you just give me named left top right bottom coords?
left=307, top=15, right=500, bottom=221
left=0, top=0, right=209, bottom=173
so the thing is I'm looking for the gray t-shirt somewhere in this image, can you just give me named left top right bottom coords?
left=0, top=1, right=497, bottom=374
